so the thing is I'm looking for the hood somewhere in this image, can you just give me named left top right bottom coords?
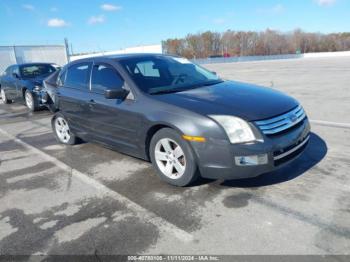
left=24, top=72, right=55, bottom=86
left=33, top=79, right=44, bottom=86
left=23, top=77, right=44, bottom=87
left=153, top=81, right=298, bottom=121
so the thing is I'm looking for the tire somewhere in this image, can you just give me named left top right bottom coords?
left=52, top=112, right=77, bottom=145
left=24, top=90, right=39, bottom=112
left=150, top=128, right=199, bottom=187
left=1, top=88, right=12, bottom=104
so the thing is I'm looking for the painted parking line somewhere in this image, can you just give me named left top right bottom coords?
left=309, top=120, right=350, bottom=129
left=0, top=127, right=194, bottom=243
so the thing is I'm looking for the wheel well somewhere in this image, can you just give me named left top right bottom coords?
left=22, top=87, right=27, bottom=98
left=145, top=124, right=172, bottom=161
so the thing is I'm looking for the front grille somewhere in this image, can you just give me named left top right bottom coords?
left=255, top=105, right=306, bottom=135
left=273, top=135, right=310, bottom=166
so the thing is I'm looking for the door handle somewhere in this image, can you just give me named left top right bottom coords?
left=88, top=99, right=96, bottom=108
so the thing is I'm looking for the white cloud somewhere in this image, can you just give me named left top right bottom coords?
left=88, top=15, right=106, bottom=25
left=272, top=4, right=285, bottom=13
left=213, top=18, right=226, bottom=25
left=47, top=18, right=69, bottom=27
left=101, top=4, right=122, bottom=11
left=257, top=4, right=285, bottom=14
left=22, top=4, right=35, bottom=11
left=314, top=0, right=336, bottom=6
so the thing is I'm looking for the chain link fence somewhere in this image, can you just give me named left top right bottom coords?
left=0, top=45, right=68, bottom=73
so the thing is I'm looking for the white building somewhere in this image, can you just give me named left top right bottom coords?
left=70, top=44, right=163, bottom=61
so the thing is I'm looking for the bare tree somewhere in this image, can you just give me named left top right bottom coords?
left=163, top=29, right=350, bottom=58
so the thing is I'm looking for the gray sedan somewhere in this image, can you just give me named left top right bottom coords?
left=50, top=54, right=310, bottom=186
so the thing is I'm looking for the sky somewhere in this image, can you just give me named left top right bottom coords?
left=0, top=0, right=349, bottom=53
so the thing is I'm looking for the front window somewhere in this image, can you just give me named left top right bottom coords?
left=91, top=64, right=124, bottom=93
left=119, top=56, right=222, bottom=94
left=20, top=64, right=56, bottom=79
left=65, top=63, right=91, bottom=90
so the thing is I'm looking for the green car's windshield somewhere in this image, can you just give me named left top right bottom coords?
left=119, top=56, right=222, bottom=94
left=20, top=64, right=56, bottom=79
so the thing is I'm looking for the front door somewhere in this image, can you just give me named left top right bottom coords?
left=88, top=63, right=141, bottom=153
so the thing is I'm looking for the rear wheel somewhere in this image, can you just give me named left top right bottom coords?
left=1, top=88, right=11, bottom=104
left=150, top=128, right=199, bottom=187
left=25, top=90, right=39, bottom=112
left=52, top=113, right=77, bottom=145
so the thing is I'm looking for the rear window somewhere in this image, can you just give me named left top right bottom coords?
left=65, top=62, right=92, bottom=90
left=57, top=69, right=66, bottom=86
left=20, top=64, right=55, bottom=79
left=5, top=66, right=13, bottom=76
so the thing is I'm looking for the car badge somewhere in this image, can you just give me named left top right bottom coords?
left=289, top=114, right=298, bottom=123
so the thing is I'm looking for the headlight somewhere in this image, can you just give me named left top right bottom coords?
left=209, top=115, right=257, bottom=144
left=34, top=85, right=42, bottom=91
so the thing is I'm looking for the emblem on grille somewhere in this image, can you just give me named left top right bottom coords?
left=289, top=114, right=298, bottom=123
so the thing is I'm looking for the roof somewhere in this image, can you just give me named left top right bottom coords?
left=106, top=53, right=170, bottom=60
left=12, top=62, right=57, bottom=67
left=71, top=53, right=175, bottom=64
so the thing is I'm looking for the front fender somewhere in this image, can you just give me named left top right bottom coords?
left=145, top=109, right=225, bottom=140
left=140, top=108, right=230, bottom=163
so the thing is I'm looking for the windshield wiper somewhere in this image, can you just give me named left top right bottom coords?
left=149, top=87, right=187, bottom=95
left=202, top=80, right=223, bottom=86
left=149, top=80, right=223, bottom=95
left=187, top=80, right=224, bottom=89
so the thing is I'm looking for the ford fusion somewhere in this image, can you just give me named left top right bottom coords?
left=51, top=54, right=310, bottom=186
left=0, top=63, right=59, bottom=111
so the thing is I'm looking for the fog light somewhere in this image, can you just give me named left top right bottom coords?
left=235, top=154, right=268, bottom=166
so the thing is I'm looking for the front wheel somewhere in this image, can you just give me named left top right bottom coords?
left=150, top=128, right=199, bottom=187
left=52, top=113, right=77, bottom=145
left=1, top=88, right=12, bottom=104
left=25, top=90, right=39, bottom=112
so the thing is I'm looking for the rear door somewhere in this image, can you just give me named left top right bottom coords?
left=2, top=66, right=17, bottom=99
left=0, top=66, right=12, bottom=96
left=12, top=66, right=21, bottom=99
left=58, top=62, right=92, bottom=133
left=88, top=62, right=141, bottom=152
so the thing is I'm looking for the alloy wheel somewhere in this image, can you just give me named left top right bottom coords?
left=55, top=117, right=71, bottom=143
left=25, top=91, right=33, bottom=110
left=1, top=89, right=6, bottom=101
left=154, top=138, right=186, bottom=179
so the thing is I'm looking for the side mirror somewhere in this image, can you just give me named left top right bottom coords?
left=12, top=73, right=19, bottom=78
left=104, top=89, right=129, bottom=100
left=211, top=71, right=217, bottom=75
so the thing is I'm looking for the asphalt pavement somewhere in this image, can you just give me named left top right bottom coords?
left=0, top=57, right=349, bottom=256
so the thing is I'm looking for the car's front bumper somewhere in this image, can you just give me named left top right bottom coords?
left=191, top=118, right=311, bottom=180
left=32, top=89, right=48, bottom=106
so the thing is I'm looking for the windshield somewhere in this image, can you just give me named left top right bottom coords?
left=119, top=56, right=222, bottom=94
left=20, top=64, right=56, bottom=79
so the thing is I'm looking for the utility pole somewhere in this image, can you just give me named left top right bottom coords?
left=64, top=38, right=70, bottom=63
